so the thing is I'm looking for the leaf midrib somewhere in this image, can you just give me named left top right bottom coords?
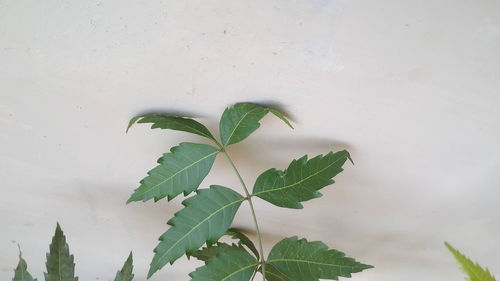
left=152, top=197, right=245, bottom=268
left=252, top=154, right=346, bottom=196
left=221, top=262, right=259, bottom=281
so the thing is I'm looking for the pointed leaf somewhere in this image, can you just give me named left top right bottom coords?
left=252, top=150, right=352, bottom=209
left=219, top=103, right=292, bottom=147
left=189, top=245, right=259, bottom=281
left=128, top=142, right=219, bottom=203
left=44, top=223, right=78, bottom=281
left=189, top=242, right=233, bottom=263
left=13, top=251, right=37, bottom=281
left=114, top=252, right=134, bottom=281
left=148, top=185, right=245, bottom=277
left=267, top=237, right=372, bottom=281
left=445, top=242, right=496, bottom=281
left=127, top=113, right=217, bottom=142
left=226, top=228, right=260, bottom=260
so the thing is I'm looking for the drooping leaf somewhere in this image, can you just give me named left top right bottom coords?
left=267, top=237, right=372, bottom=281
left=127, top=142, right=219, bottom=203
left=44, top=223, right=78, bottom=281
left=127, top=113, right=217, bottom=142
left=13, top=251, right=37, bottom=281
left=189, top=245, right=259, bottom=281
left=445, top=242, right=496, bottom=281
left=252, top=150, right=352, bottom=209
left=189, top=242, right=233, bottom=263
left=114, top=252, right=134, bottom=281
left=226, top=228, right=260, bottom=260
left=148, top=185, right=245, bottom=277
left=219, top=103, right=292, bottom=147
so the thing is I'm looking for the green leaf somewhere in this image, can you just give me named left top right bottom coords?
left=44, top=223, right=78, bottom=281
left=189, top=245, right=259, bottom=281
left=13, top=251, right=37, bottom=281
left=226, top=228, right=259, bottom=260
left=114, top=252, right=134, bottom=281
left=127, top=113, right=217, bottom=143
left=252, top=150, right=352, bottom=209
left=127, top=142, right=219, bottom=203
left=148, top=185, right=245, bottom=277
left=445, top=242, right=496, bottom=281
left=219, top=103, right=292, bottom=147
left=189, top=242, right=233, bottom=263
left=267, top=237, right=372, bottom=281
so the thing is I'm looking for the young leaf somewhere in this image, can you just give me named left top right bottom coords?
left=189, top=245, right=259, bottom=281
left=219, top=103, right=292, bottom=147
left=252, top=150, right=352, bottom=209
left=114, top=252, right=134, bottom=281
left=13, top=251, right=37, bottom=281
left=189, top=242, right=233, bottom=263
left=127, top=114, right=217, bottom=143
left=267, top=237, right=372, bottom=281
left=127, top=142, right=219, bottom=203
left=445, top=242, right=496, bottom=281
left=226, top=228, right=260, bottom=260
left=148, top=185, right=245, bottom=277
left=44, top=223, right=78, bottom=281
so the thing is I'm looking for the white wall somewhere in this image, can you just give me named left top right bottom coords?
left=1, top=1, right=499, bottom=281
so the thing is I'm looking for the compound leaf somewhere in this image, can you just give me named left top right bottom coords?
left=267, top=237, right=372, bottom=281
left=13, top=251, right=37, bottom=281
left=148, top=185, right=245, bottom=277
left=127, top=114, right=217, bottom=142
left=114, top=252, right=134, bottom=281
left=226, top=228, right=259, bottom=260
left=445, top=242, right=496, bottom=281
left=189, top=245, right=259, bottom=281
left=189, top=242, right=233, bottom=263
left=219, top=103, right=292, bottom=147
left=44, top=223, right=78, bottom=281
left=252, top=150, right=352, bottom=209
left=127, top=142, right=219, bottom=203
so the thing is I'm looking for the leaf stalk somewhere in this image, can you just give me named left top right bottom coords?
left=222, top=150, right=267, bottom=281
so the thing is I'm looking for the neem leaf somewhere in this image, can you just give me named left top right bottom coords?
left=148, top=185, right=245, bottom=278
left=44, top=223, right=78, bottom=281
left=114, top=252, right=134, bottom=281
left=219, top=103, right=292, bottom=147
left=226, top=228, right=259, bottom=260
left=189, top=245, right=259, bottom=281
left=189, top=242, right=233, bottom=263
left=445, top=242, right=496, bottom=281
left=127, top=113, right=217, bottom=142
left=252, top=150, right=352, bottom=209
left=127, top=142, right=219, bottom=203
left=267, top=237, right=372, bottom=281
left=13, top=250, right=37, bottom=281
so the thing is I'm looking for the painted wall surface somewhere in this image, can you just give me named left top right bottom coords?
left=1, top=1, right=499, bottom=280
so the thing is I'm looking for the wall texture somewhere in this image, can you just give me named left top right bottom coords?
left=1, top=1, right=499, bottom=281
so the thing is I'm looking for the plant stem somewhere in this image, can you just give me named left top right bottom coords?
left=222, top=150, right=267, bottom=281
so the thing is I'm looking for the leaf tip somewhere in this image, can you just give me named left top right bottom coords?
left=126, top=116, right=142, bottom=133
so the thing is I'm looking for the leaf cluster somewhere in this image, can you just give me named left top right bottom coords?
left=127, top=102, right=372, bottom=280
left=12, top=223, right=134, bottom=281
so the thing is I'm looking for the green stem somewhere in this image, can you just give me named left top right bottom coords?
left=222, top=150, right=267, bottom=281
